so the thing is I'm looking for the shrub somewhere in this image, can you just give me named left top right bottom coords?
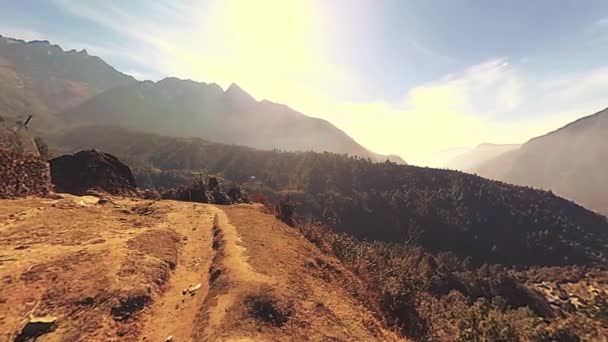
left=275, top=196, right=295, bottom=226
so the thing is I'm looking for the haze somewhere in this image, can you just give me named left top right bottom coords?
left=2, top=0, right=608, bottom=165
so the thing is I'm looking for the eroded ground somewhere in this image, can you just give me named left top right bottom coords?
left=0, top=197, right=397, bottom=341
left=0, top=195, right=215, bottom=341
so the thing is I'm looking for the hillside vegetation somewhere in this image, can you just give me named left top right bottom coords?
left=48, top=125, right=608, bottom=267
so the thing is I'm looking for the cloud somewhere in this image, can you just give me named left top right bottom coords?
left=594, top=17, right=608, bottom=27
left=48, top=1, right=518, bottom=165
left=317, top=59, right=608, bottom=167
left=406, top=58, right=524, bottom=117
left=540, top=67, right=608, bottom=101
left=51, top=0, right=356, bottom=101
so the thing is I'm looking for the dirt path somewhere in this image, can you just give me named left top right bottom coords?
left=139, top=204, right=215, bottom=342
left=203, top=208, right=274, bottom=333
left=0, top=197, right=399, bottom=341
left=191, top=205, right=401, bottom=341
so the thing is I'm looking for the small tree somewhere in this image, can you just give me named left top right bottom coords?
left=276, top=195, right=296, bottom=226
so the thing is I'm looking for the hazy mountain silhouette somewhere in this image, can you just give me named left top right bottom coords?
left=59, top=77, right=405, bottom=162
left=0, top=34, right=135, bottom=125
left=0, top=34, right=403, bottom=162
left=473, top=108, right=608, bottom=214
left=444, top=143, right=521, bottom=171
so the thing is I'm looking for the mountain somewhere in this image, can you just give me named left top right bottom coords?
left=0, top=34, right=135, bottom=126
left=473, top=108, right=608, bottom=214
left=444, top=143, right=521, bottom=171
left=0, top=34, right=403, bottom=162
left=58, top=77, right=404, bottom=163
left=47, top=125, right=608, bottom=267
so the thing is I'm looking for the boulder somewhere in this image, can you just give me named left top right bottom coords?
left=49, top=150, right=137, bottom=196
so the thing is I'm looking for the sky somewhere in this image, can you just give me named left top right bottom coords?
left=2, top=0, right=608, bottom=166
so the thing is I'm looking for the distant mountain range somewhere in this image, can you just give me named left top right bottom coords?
left=444, top=143, right=521, bottom=171
left=59, top=78, right=405, bottom=163
left=450, top=108, right=608, bottom=214
left=0, top=34, right=404, bottom=163
left=0, top=34, right=135, bottom=125
left=3, top=33, right=608, bottom=214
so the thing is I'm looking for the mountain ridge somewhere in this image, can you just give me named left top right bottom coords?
left=0, top=34, right=136, bottom=127
left=58, top=75, right=405, bottom=163
left=472, top=107, right=608, bottom=214
left=0, top=33, right=404, bottom=163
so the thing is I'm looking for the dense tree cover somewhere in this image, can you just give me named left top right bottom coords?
left=297, top=222, right=608, bottom=340
left=48, top=125, right=608, bottom=266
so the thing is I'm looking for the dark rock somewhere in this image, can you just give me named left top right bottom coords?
left=15, top=316, right=57, bottom=342
left=49, top=150, right=137, bottom=196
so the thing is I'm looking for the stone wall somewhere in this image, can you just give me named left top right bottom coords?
left=0, top=149, right=51, bottom=198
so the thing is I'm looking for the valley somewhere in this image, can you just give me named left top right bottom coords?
left=0, top=26, right=608, bottom=341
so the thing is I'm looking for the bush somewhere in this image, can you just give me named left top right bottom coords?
left=275, top=196, right=296, bottom=226
left=294, top=220, right=608, bottom=340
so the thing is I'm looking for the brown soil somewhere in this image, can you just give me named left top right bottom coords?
left=0, top=197, right=400, bottom=341
left=193, top=205, right=400, bottom=341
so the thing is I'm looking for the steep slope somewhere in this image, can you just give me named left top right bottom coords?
left=0, top=196, right=396, bottom=341
left=46, top=125, right=608, bottom=267
left=0, top=34, right=135, bottom=125
left=445, top=143, right=521, bottom=171
left=58, top=78, right=404, bottom=162
left=474, top=107, right=608, bottom=214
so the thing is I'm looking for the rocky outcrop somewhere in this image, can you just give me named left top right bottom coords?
left=0, top=149, right=51, bottom=198
left=49, top=150, right=137, bottom=196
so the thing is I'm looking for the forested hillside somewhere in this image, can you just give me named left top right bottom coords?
left=48, top=125, right=608, bottom=267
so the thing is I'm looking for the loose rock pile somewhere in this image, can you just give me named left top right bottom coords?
left=0, top=149, right=51, bottom=198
